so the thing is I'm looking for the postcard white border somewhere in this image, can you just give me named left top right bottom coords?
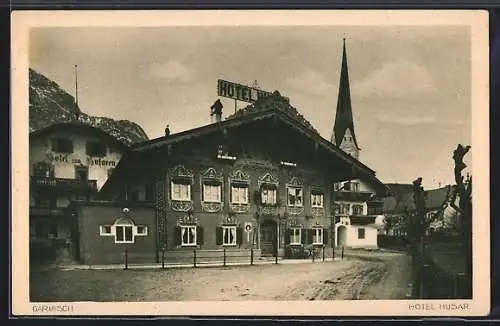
left=11, top=10, right=490, bottom=317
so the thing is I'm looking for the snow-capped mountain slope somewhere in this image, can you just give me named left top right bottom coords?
left=29, top=68, right=149, bottom=146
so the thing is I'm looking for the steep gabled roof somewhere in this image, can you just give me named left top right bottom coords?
left=104, top=94, right=391, bottom=197
left=29, top=122, right=131, bottom=152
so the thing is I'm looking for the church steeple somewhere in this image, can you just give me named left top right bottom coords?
left=332, top=38, right=360, bottom=159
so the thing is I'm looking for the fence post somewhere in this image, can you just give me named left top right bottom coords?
left=322, top=245, right=325, bottom=262
left=312, top=247, right=315, bottom=262
left=161, top=249, right=165, bottom=269
left=193, top=249, right=197, bottom=268
left=341, top=246, right=344, bottom=260
left=275, top=252, right=278, bottom=264
left=124, top=247, right=128, bottom=270
left=223, top=248, right=227, bottom=267
left=250, top=248, right=254, bottom=266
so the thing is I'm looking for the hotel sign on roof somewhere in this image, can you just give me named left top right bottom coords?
left=217, top=79, right=274, bottom=104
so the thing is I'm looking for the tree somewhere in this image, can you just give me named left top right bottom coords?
left=406, top=178, right=452, bottom=297
left=449, top=144, right=472, bottom=297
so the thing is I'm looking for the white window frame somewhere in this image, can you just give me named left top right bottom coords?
left=351, top=182, right=360, bottom=192
left=311, top=193, right=324, bottom=208
left=99, top=220, right=148, bottom=243
left=287, top=186, right=303, bottom=207
left=181, top=225, right=197, bottom=247
left=261, top=187, right=277, bottom=205
left=290, top=227, right=302, bottom=245
left=231, top=184, right=249, bottom=204
left=312, top=228, right=323, bottom=245
left=100, top=225, right=113, bottom=236
left=222, top=226, right=237, bottom=246
left=171, top=181, right=191, bottom=201
left=202, top=183, right=222, bottom=203
left=136, top=225, right=148, bottom=236
left=115, top=224, right=134, bottom=244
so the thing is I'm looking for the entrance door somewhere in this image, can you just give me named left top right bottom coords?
left=260, top=219, right=277, bottom=257
left=337, top=225, right=348, bottom=247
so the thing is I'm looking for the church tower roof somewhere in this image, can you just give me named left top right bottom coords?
left=332, top=38, right=360, bottom=151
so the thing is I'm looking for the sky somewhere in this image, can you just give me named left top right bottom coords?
left=29, top=25, right=472, bottom=189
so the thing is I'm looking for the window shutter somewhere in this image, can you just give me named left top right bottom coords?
left=174, top=226, right=181, bottom=246
left=285, top=229, right=291, bottom=245
left=216, top=227, right=223, bottom=245
left=68, top=140, right=74, bottom=153
left=197, top=226, right=204, bottom=246
left=237, top=227, right=243, bottom=246
left=323, top=228, right=329, bottom=245
left=306, top=229, right=313, bottom=244
left=301, top=228, right=306, bottom=244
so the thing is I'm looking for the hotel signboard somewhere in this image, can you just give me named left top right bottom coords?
left=217, top=79, right=273, bottom=104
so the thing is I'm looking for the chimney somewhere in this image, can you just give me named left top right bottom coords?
left=210, top=99, right=223, bottom=124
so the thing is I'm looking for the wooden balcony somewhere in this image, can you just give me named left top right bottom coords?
left=30, top=207, right=66, bottom=217
left=31, top=177, right=98, bottom=193
left=333, top=190, right=374, bottom=202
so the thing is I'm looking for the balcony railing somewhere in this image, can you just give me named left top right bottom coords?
left=31, top=177, right=97, bottom=191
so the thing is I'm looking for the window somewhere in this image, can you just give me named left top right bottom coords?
left=136, top=226, right=147, bottom=235
left=181, top=225, right=197, bottom=246
left=202, top=183, right=221, bottom=203
left=312, top=228, right=323, bottom=245
left=86, top=141, right=107, bottom=157
left=287, top=187, right=303, bottom=207
left=116, top=225, right=134, bottom=243
left=171, top=181, right=191, bottom=201
left=335, top=203, right=350, bottom=215
left=358, top=228, right=366, bottom=239
left=223, top=226, right=237, bottom=246
left=352, top=204, right=364, bottom=215
left=75, top=166, right=89, bottom=181
left=231, top=184, right=248, bottom=204
left=261, top=187, right=276, bottom=205
left=99, top=219, right=148, bottom=243
left=290, top=228, right=301, bottom=245
left=311, top=193, right=324, bottom=208
left=100, top=225, right=112, bottom=235
left=351, top=182, right=360, bottom=192
left=51, top=138, right=73, bottom=154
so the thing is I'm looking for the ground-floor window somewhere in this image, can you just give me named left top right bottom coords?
left=181, top=225, right=197, bottom=246
left=99, top=218, right=148, bottom=244
left=358, top=228, right=366, bottom=239
left=116, top=225, right=134, bottom=243
left=223, top=226, right=237, bottom=246
left=312, top=228, right=323, bottom=245
left=290, top=228, right=301, bottom=245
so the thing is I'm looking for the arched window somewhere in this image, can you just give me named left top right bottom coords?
left=99, top=217, right=148, bottom=244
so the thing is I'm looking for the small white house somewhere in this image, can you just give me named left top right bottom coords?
left=334, top=215, right=385, bottom=248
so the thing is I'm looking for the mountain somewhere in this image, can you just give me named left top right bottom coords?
left=29, top=68, right=149, bottom=146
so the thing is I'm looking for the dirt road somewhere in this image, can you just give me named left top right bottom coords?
left=30, top=250, right=410, bottom=301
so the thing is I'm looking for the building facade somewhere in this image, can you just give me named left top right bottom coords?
left=29, top=122, right=130, bottom=264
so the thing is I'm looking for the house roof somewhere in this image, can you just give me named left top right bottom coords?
left=29, top=122, right=131, bottom=152
left=103, top=93, right=391, bottom=197
left=383, top=184, right=455, bottom=214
